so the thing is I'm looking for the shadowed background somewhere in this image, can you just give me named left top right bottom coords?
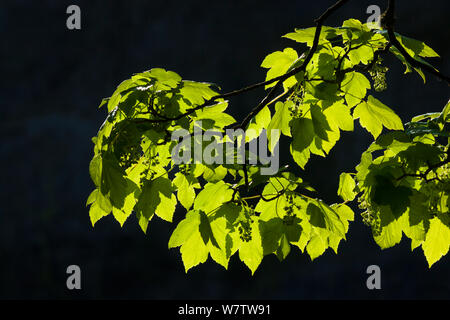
left=1, top=0, right=449, bottom=299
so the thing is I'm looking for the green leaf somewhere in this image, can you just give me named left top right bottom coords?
left=290, top=118, right=315, bottom=169
left=180, top=80, right=218, bottom=105
left=353, top=95, right=404, bottom=138
left=259, top=218, right=284, bottom=255
left=396, top=34, right=440, bottom=58
left=341, top=72, right=371, bottom=108
left=305, top=81, right=339, bottom=101
left=168, top=210, right=209, bottom=272
left=193, top=101, right=236, bottom=129
left=261, top=48, right=298, bottom=89
left=422, top=215, right=450, bottom=267
left=100, top=154, right=130, bottom=209
left=194, top=181, right=234, bottom=214
left=89, top=155, right=102, bottom=187
left=135, top=177, right=177, bottom=230
left=173, top=172, right=199, bottom=210
left=373, top=208, right=405, bottom=249
left=338, top=173, right=357, bottom=201
left=238, top=219, right=263, bottom=275
left=169, top=210, right=202, bottom=248
left=145, top=68, right=182, bottom=88
left=246, top=106, right=272, bottom=141
left=306, top=230, right=328, bottom=261
left=307, top=201, right=346, bottom=239
left=111, top=178, right=140, bottom=226
left=268, top=101, right=292, bottom=137
left=180, top=231, right=209, bottom=272
left=372, top=175, right=412, bottom=217
left=323, top=100, right=354, bottom=132
left=310, top=104, right=331, bottom=141
left=307, top=52, right=337, bottom=79
left=89, top=198, right=111, bottom=227
left=440, top=100, right=450, bottom=122
left=267, top=101, right=292, bottom=150
left=283, top=26, right=336, bottom=47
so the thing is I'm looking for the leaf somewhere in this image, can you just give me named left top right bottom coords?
left=305, top=81, right=339, bottom=101
left=180, top=232, right=209, bottom=272
left=396, top=34, right=440, bottom=58
left=372, top=175, right=412, bottom=217
left=99, top=154, right=133, bottom=211
left=373, top=207, right=406, bottom=249
left=306, top=230, right=328, bottom=261
left=268, top=101, right=292, bottom=137
left=89, top=155, right=102, bottom=187
left=310, top=104, right=331, bottom=141
left=283, top=26, right=336, bottom=47
left=135, top=177, right=177, bottom=230
left=441, top=100, right=450, bottom=122
left=246, top=106, right=272, bottom=141
left=173, top=172, right=199, bottom=210
left=238, top=219, right=263, bottom=275
left=180, top=80, right=218, bottom=105
left=307, top=201, right=346, bottom=239
left=261, top=48, right=298, bottom=89
left=169, top=210, right=202, bottom=248
left=193, top=101, right=236, bottom=129
left=422, top=215, right=450, bottom=267
left=145, top=68, right=182, bottom=88
left=290, top=118, right=315, bottom=169
left=267, top=101, right=292, bottom=149
left=353, top=95, right=404, bottom=139
left=323, top=100, right=354, bottom=132
left=111, top=179, right=140, bottom=226
left=259, top=218, right=284, bottom=255
left=307, top=52, right=337, bottom=79
left=89, top=200, right=111, bottom=227
left=194, top=181, right=234, bottom=214
left=168, top=210, right=210, bottom=272
left=338, top=173, right=357, bottom=201
left=341, top=72, right=371, bottom=108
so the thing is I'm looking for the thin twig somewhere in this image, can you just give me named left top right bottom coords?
left=385, top=0, right=450, bottom=84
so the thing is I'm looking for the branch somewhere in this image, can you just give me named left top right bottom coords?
left=236, top=0, right=351, bottom=130
left=396, top=148, right=450, bottom=182
left=385, top=0, right=450, bottom=84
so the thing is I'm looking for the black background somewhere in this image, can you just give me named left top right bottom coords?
left=1, top=0, right=449, bottom=299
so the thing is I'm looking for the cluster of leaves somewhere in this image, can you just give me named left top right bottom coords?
left=339, top=101, right=450, bottom=267
left=87, top=17, right=448, bottom=273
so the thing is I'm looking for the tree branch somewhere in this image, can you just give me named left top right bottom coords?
left=236, top=0, right=351, bottom=130
left=385, top=0, right=450, bottom=84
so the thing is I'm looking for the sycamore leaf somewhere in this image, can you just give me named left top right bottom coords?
left=353, top=95, right=404, bottom=138
left=338, top=173, right=357, bottom=201
left=283, top=26, right=337, bottom=47
left=238, top=219, right=263, bottom=275
left=341, top=72, right=371, bottom=108
left=261, top=48, right=298, bottom=89
left=422, top=215, right=450, bottom=267
left=323, top=100, right=354, bottom=132
left=135, top=176, right=177, bottom=230
left=173, top=172, right=199, bottom=210
left=194, top=181, right=234, bottom=214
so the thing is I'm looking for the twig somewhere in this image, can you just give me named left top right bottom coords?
left=385, top=0, right=450, bottom=84
left=236, top=0, right=351, bottom=130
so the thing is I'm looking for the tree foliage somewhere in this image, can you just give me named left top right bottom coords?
left=87, top=2, right=450, bottom=273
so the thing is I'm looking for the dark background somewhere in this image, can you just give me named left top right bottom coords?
left=1, top=0, right=449, bottom=299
